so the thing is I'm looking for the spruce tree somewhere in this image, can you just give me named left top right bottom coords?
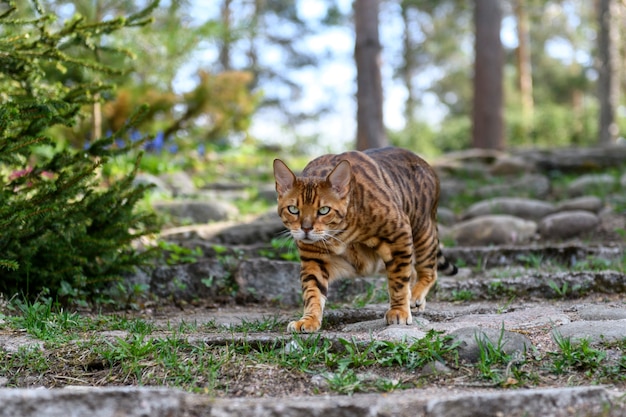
left=0, top=0, right=160, bottom=301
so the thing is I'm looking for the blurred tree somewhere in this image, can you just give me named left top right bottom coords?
left=354, top=0, right=387, bottom=150
left=514, top=0, right=534, bottom=122
left=596, top=0, right=621, bottom=145
left=472, top=0, right=504, bottom=149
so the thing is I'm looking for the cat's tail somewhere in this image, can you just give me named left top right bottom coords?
left=437, top=248, right=458, bottom=275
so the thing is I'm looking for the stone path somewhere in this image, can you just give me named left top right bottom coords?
left=3, top=147, right=625, bottom=416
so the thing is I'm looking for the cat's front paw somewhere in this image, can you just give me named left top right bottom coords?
left=287, top=317, right=321, bottom=333
left=384, top=307, right=413, bottom=325
left=413, top=298, right=426, bottom=312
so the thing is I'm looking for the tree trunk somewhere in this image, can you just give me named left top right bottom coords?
left=354, top=0, right=388, bottom=150
left=514, top=0, right=533, bottom=121
left=219, top=0, right=233, bottom=71
left=597, top=0, right=620, bottom=146
left=401, top=4, right=416, bottom=123
left=472, top=0, right=504, bottom=150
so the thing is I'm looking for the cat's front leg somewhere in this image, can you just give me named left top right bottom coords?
left=288, top=259, right=329, bottom=332
left=378, top=229, right=414, bottom=326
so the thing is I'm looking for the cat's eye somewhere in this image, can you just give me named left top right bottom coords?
left=318, top=206, right=331, bottom=215
left=287, top=205, right=300, bottom=215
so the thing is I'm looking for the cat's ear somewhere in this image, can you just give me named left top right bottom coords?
left=327, top=160, right=351, bottom=197
left=273, top=159, right=296, bottom=195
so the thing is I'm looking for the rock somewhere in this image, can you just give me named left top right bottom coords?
left=516, top=146, right=626, bottom=172
left=375, top=326, right=427, bottom=342
left=578, top=305, right=626, bottom=321
left=621, top=172, right=626, bottom=188
left=448, top=306, right=571, bottom=331
left=556, top=196, right=604, bottom=213
left=133, top=173, right=172, bottom=196
left=425, top=386, right=617, bottom=417
left=213, top=215, right=286, bottom=245
left=235, top=258, right=301, bottom=306
left=151, top=259, right=229, bottom=301
left=257, top=183, right=278, bottom=203
left=419, top=360, right=453, bottom=377
left=0, top=387, right=186, bottom=417
left=159, top=171, right=196, bottom=196
left=436, top=207, right=456, bottom=225
left=489, top=155, right=534, bottom=175
left=447, top=327, right=533, bottom=363
left=567, top=174, right=616, bottom=197
left=462, top=197, right=555, bottom=221
left=450, top=215, right=537, bottom=246
left=475, top=174, right=551, bottom=199
left=552, top=319, right=626, bottom=345
left=538, top=210, right=599, bottom=240
left=153, top=200, right=238, bottom=224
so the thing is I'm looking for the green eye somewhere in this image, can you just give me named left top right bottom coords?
left=318, top=206, right=331, bottom=215
left=287, top=205, right=299, bottom=215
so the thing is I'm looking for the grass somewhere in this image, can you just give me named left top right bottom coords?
left=1, top=298, right=625, bottom=396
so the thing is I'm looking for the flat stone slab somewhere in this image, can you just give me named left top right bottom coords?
left=552, top=319, right=626, bottom=344
left=0, top=387, right=186, bottom=417
left=0, top=384, right=622, bottom=417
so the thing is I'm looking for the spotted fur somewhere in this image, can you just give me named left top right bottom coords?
left=273, top=147, right=457, bottom=333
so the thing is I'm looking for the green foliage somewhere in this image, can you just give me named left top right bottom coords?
left=0, top=1, right=159, bottom=302
left=550, top=333, right=606, bottom=376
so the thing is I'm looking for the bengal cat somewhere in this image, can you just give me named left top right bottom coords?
left=273, top=147, right=457, bottom=333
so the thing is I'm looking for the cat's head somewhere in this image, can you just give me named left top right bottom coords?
left=273, top=159, right=352, bottom=244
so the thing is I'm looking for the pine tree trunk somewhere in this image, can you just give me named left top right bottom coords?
left=401, top=4, right=416, bottom=123
left=354, top=0, right=388, bottom=150
left=472, top=0, right=504, bottom=150
left=597, top=0, right=620, bottom=146
left=514, top=0, right=533, bottom=121
left=219, top=0, right=232, bottom=71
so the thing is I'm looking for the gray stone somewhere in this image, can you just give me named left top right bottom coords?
left=257, top=183, right=279, bottom=202
left=235, top=258, right=301, bottom=305
left=132, top=173, right=171, bottom=196
left=159, top=171, right=196, bottom=196
left=375, top=326, right=427, bottom=342
left=425, top=386, right=617, bottom=417
left=419, top=360, right=453, bottom=377
left=556, top=196, right=604, bottom=213
left=489, top=155, right=534, bottom=175
left=0, top=387, right=185, bottom=417
left=450, top=215, right=537, bottom=246
left=151, top=259, right=229, bottom=301
left=0, top=335, right=43, bottom=353
left=462, top=197, right=555, bottom=221
left=516, top=146, right=626, bottom=172
left=567, top=174, right=617, bottom=197
left=447, top=327, right=533, bottom=363
left=476, top=174, right=550, bottom=199
left=449, top=306, right=570, bottom=331
left=578, top=305, right=626, bottom=321
left=553, top=319, right=626, bottom=345
left=153, top=200, right=238, bottom=224
left=436, top=207, right=456, bottom=226
left=538, top=210, right=600, bottom=239
left=213, top=215, right=286, bottom=245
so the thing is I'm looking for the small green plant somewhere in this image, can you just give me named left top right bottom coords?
left=517, top=253, right=543, bottom=269
left=474, top=327, right=528, bottom=387
left=324, top=368, right=363, bottom=395
left=374, top=330, right=459, bottom=370
left=451, top=289, right=474, bottom=302
left=547, top=280, right=570, bottom=298
left=550, top=333, right=606, bottom=376
left=158, top=241, right=203, bottom=265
